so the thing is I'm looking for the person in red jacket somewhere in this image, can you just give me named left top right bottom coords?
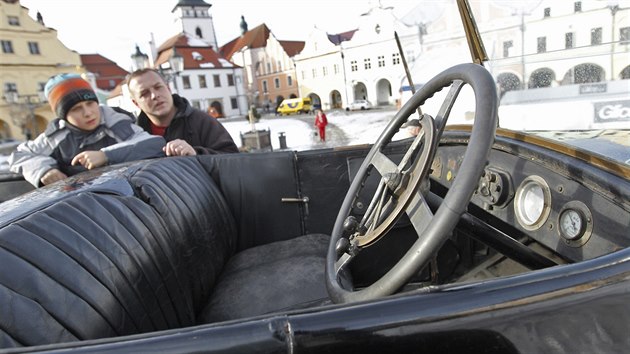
left=314, top=109, right=328, bottom=142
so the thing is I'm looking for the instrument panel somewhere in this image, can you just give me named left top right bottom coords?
left=430, top=143, right=630, bottom=262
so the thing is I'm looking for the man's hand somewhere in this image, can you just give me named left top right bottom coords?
left=71, top=151, right=108, bottom=169
left=163, top=139, right=196, bottom=156
left=40, top=168, right=68, bottom=186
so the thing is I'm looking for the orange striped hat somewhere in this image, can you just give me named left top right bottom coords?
left=44, top=74, right=98, bottom=119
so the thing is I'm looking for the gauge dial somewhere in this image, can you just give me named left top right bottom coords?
left=557, top=201, right=593, bottom=247
left=559, top=209, right=584, bottom=240
left=514, top=176, right=551, bottom=230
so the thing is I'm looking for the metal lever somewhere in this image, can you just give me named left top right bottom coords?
left=281, top=196, right=310, bottom=216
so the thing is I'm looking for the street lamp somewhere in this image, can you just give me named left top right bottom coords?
left=130, top=44, right=149, bottom=71
left=3, top=88, right=46, bottom=140
left=159, top=47, right=184, bottom=93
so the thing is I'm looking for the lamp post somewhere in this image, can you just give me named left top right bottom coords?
left=608, top=1, right=620, bottom=81
left=3, top=89, right=46, bottom=140
left=130, top=45, right=184, bottom=93
left=160, top=48, right=184, bottom=94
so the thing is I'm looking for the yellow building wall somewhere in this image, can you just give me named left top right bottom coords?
left=0, top=0, right=85, bottom=140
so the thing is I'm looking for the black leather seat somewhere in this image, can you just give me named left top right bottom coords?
left=0, top=157, right=332, bottom=349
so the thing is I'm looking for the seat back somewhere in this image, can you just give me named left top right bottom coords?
left=0, top=157, right=237, bottom=348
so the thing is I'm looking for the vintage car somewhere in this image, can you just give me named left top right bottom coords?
left=1, top=1, right=629, bottom=353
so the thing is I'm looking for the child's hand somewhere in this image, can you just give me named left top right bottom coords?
left=40, top=169, right=68, bottom=186
left=71, top=151, right=108, bottom=169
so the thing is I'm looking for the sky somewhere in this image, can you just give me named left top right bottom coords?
left=19, top=0, right=421, bottom=71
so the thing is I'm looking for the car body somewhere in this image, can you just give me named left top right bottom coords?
left=276, top=97, right=312, bottom=115
left=1, top=1, right=629, bottom=353
left=346, top=99, right=372, bottom=111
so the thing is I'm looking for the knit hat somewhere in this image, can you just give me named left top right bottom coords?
left=44, top=74, right=98, bottom=119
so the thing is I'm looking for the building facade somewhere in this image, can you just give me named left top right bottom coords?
left=220, top=20, right=304, bottom=111
left=0, top=0, right=86, bottom=140
left=294, top=5, right=420, bottom=111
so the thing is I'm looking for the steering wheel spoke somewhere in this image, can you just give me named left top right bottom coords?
left=406, top=192, right=434, bottom=238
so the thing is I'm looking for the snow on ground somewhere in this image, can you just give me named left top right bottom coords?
left=221, top=107, right=412, bottom=151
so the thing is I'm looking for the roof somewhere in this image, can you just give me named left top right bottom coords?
left=220, top=23, right=272, bottom=60
left=79, top=54, right=129, bottom=91
left=172, top=0, right=211, bottom=12
left=279, top=40, right=305, bottom=57
left=327, top=29, right=357, bottom=45
left=154, top=32, right=239, bottom=70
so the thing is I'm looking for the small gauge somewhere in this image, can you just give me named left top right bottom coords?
left=559, top=209, right=584, bottom=240
left=557, top=201, right=593, bottom=247
left=514, top=176, right=551, bottom=231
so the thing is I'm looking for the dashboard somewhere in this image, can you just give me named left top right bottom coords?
left=430, top=134, right=630, bottom=263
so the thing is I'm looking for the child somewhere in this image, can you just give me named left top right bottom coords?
left=10, top=73, right=165, bottom=187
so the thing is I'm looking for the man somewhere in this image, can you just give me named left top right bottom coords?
left=126, top=69, right=238, bottom=156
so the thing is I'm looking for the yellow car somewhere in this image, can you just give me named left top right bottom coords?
left=276, top=97, right=312, bottom=115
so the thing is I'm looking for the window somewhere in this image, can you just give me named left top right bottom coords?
left=37, top=82, right=46, bottom=93
left=262, top=80, right=268, bottom=93
left=333, top=64, right=339, bottom=74
left=364, top=58, right=371, bottom=70
left=503, top=40, right=513, bottom=58
left=1, top=40, right=13, bottom=54
left=392, top=53, right=400, bottom=65
left=378, top=55, right=385, bottom=67
left=182, top=75, right=191, bottom=89
left=230, top=97, right=238, bottom=109
left=621, top=27, right=630, bottom=43
left=565, top=33, right=574, bottom=49
left=274, top=77, right=280, bottom=89
left=277, top=60, right=282, bottom=71
left=537, top=37, right=546, bottom=53
left=543, top=7, right=550, bottom=18
left=213, top=74, right=221, bottom=87
left=28, top=42, right=40, bottom=55
left=8, top=16, right=19, bottom=26
left=312, top=68, right=317, bottom=78
left=266, top=62, right=271, bottom=74
left=301, top=71, right=305, bottom=80
left=322, top=66, right=328, bottom=76
left=287, top=75, right=293, bottom=86
left=574, top=2, right=582, bottom=12
left=591, top=27, right=602, bottom=45
left=227, top=74, right=235, bottom=86
left=406, top=50, right=415, bottom=63
left=4, top=82, right=17, bottom=93
left=198, top=75, right=207, bottom=88
left=351, top=60, right=358, bottom=72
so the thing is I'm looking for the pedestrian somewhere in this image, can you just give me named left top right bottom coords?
left=9, top=73, right=165, bottom=187
left=314, top=109, right=328, bottom=142
left=126, top=68, right=239, bottom=156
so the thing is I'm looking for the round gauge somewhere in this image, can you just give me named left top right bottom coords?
left=559, top=209, right=584, bottom=240
left=557, top=201, right=593, bottom=247
left=514, top=176, right=551, bottom=231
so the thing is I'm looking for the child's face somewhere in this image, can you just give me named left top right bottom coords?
left=66, top=101, right=100, bottom=131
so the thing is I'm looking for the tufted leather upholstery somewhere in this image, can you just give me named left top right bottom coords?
left=0, top=157, right=331, bottom=349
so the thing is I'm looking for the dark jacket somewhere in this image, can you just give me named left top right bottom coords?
left=137, top=95, right=239, bottom=155
left=10, top=106, right=166, bottom=187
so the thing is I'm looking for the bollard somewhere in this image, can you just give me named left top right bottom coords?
left=278, top=132, right=287, bottom=149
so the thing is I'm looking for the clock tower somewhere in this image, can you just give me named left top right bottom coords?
left=172, top=0, right=218, bottom=50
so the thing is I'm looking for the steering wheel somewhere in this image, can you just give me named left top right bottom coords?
left=326, top=63, right=498, bottom=303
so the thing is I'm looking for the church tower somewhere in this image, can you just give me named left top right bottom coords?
left=172, top=0, right=219, bottom=50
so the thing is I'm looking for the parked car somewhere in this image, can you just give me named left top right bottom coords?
left=276, top=97, right=312, bottom=115
left=346, top=99, right=372, bottom=111
left=1, top=1, right=629, bottom=353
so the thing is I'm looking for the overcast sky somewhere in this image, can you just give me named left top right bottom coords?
left=19, top=0, right=421, bottom=71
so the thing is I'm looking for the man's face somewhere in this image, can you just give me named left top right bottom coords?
left=128, top=71, right=174, bottom=120
left=66, top=101, right=101, bottom=131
